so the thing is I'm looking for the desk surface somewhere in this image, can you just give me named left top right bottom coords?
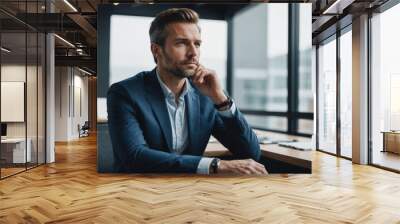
left=1, top=138, right=27, bottom=143
left=204, top=130, right=312, bottom=169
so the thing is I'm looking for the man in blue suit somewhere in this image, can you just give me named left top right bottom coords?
left=107, top=8, right=267, bottom=175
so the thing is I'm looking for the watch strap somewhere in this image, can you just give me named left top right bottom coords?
left=210, top=158, right=220, bottom=174
left=215, top=96, right=232, bottom=110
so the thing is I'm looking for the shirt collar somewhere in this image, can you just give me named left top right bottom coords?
left=156, top=68, right=192, bottom=99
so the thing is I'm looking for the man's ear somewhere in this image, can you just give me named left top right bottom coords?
left=151, top=43, right=160, bottom=59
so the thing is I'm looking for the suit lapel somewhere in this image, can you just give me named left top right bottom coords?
left=144, top=69, right=173, bottom=151
left=185, top=88, right=200, bottom=154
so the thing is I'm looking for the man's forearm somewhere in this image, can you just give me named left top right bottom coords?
left=209, top=90, right=228, bottom=105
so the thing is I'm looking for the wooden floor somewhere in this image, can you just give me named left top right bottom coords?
left=1, top=134, right=400, bottom=223
left=1, top=167, right=26, bottom=178
left=1, top=163, right=45, bottom=178
left=372, top=151, right=400, bottom=171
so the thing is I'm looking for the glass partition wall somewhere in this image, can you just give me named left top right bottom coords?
left=0, top=2, right=46, bottom=179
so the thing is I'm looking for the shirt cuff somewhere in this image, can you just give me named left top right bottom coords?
left=196, top=157, right=214, bottom=175
left=217, top=101, right=236, bottom=118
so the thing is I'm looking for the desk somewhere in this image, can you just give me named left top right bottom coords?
left=1, top=138, right=31, bottom=163
left=204, top=130, right=312, bottom=172
left=382, top=131, right=400, bottom=154
left=96, top=121, right=312, bottom=173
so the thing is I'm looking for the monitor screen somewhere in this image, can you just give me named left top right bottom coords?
left=1, top=123, right=7, bottom=137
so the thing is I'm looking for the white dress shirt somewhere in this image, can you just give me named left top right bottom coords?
left=156, top=70, right=236, bottom=174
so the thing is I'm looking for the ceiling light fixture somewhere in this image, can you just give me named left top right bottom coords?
left=322, top=0, right=354, bottom=15
left=323, top=0, right=342, bottom=14
left=54, top=34, right=75, bottom=48
left=1, top=47, right=11, bottom=53
left=78, top=67, right=92, bottom=76
left=63, top=0, right=78, bottom=12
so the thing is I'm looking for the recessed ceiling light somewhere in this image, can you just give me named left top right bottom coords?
left=63, top=0, right=78, bottom=12
left=1, top=47, right=11, bottom=53
left=78, top=67, right=92, bottom=76
left=54, top=34, right=75, bottom=48
left=322, top=0, right=353, bottom=15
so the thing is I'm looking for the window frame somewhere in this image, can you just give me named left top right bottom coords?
left=229, top=4, right=314, bottom=137
left=314, top=22, right=352, bottom=159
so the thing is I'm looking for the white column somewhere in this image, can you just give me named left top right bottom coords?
left=55, top=67, right=74, bottom=141
left=352, top=14, right=369, bottom=164
left=46, top=32, right=55, bottom=163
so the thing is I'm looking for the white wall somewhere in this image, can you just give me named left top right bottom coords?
left=55, top=66, right=89, bottom=141
left=1, top=64, right=38, bottom=138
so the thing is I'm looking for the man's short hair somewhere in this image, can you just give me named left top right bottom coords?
left=149, top=8, right=200, bottom=47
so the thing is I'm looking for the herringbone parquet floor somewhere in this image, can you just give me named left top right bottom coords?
left=1, top=134, right=400, bottom=223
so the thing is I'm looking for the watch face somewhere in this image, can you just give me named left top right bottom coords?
left=211, top=158, right=219, bottom=173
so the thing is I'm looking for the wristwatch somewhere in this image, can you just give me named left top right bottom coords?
left=215, top=95, right=233, bottom=111
left=210, top=158, right=221, bottom=174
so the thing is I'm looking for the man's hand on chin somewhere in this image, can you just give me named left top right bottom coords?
left=191, top=64, right=227, bottom=104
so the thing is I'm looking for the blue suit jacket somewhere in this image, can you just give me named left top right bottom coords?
left=107, top=68, right=261, bottom=173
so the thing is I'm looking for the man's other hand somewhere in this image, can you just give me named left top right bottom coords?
left=217, top=159, right=268, bottom=175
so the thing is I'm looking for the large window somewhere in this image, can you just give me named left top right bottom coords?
left=370, top=3, right=400, bottom=171
left=232, top=4, right=313, bottom=134
left=298, top=4, right=313, bottom=113
left=339, top=28, right=352, bottom=158
left=298, top=4, right=314, bottom=135
left=232, top=4, right=288, bottom=112
left=317, top=36, right=337, bottom=154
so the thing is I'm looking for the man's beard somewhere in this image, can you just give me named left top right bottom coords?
left=166, top=66, right=195, bottom=78
left=162, top=48, right=197, bottom=78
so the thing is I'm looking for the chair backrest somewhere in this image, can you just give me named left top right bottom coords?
left=82, top=121, right=90, bottom=129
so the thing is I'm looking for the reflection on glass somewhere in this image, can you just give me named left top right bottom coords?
left=318, top=37, right=337, bottom=154
left=109, top=15, right=227, bottom=87
left=232, top=4, right=288, bottom=112
left=340, top=29, right=352, bottom=158
left=371, top=4, right=400, bottom=171
left=245, top=115, right=288, bottom=131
